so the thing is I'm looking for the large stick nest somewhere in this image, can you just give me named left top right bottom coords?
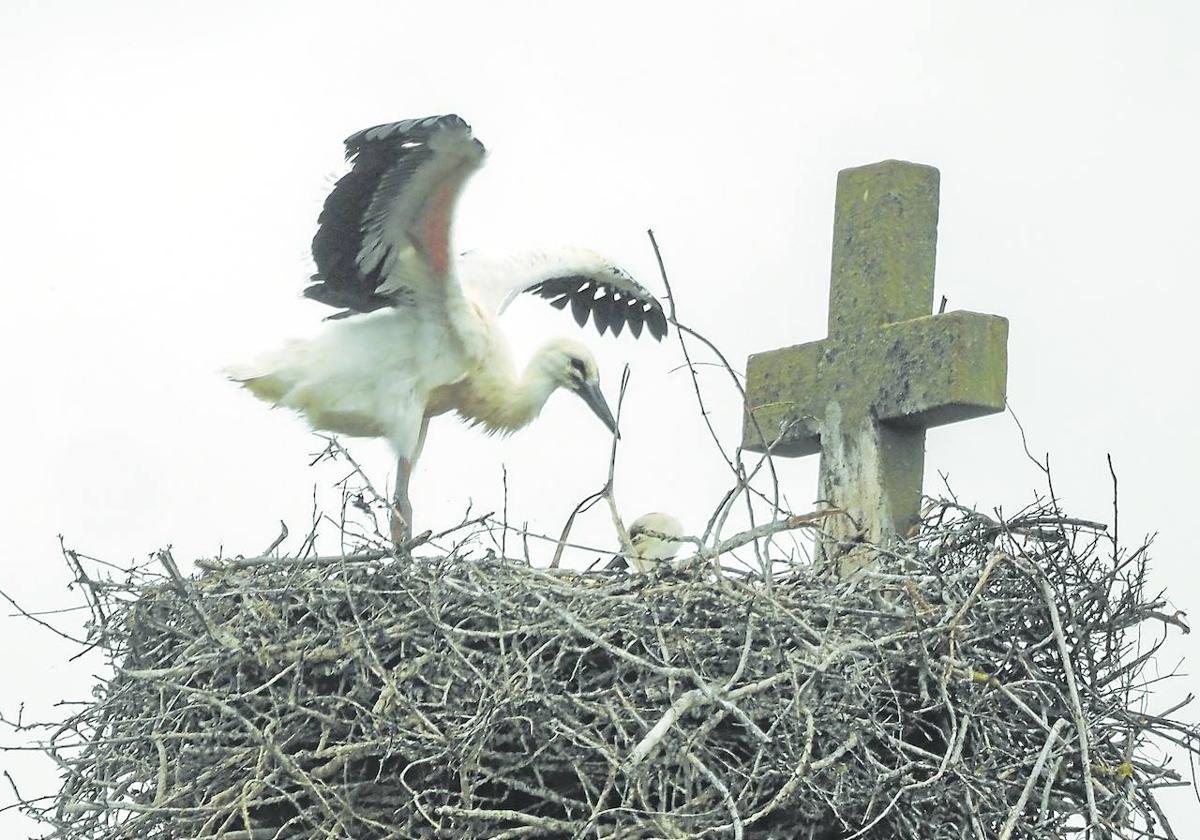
left=16, top=500, right=1197, bottom=839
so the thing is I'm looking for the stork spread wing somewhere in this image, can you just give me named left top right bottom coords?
left=464, top=250, right=668, bottom=340
left=305, top=115, right=485, bottom=318
left=520, top=267, right=668, bottom=340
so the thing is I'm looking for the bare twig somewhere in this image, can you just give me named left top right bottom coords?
left=1038, top=576, right=1102, bottom=835
left=997, top=718, right=1070, bottom=840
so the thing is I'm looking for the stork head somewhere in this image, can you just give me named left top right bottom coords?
left=539, top=338, right=617, bottom=434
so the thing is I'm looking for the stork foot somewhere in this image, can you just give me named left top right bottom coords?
left=389, top=504, right=412, bottom=548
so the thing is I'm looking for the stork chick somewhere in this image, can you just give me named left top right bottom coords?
left=229, top=115, right=667, bottom=544
left=608, top=512, right=686, bottom=573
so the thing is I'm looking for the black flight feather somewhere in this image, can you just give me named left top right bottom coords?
left=524, top=273, right=667, bottom=341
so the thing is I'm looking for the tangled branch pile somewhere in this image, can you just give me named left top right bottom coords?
left=14, top=499, right=1197, bottom=839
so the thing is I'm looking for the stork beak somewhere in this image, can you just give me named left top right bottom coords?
left=575, top=379, right=619, bottom=437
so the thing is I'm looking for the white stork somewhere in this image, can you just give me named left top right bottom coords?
left=229, top=115, right=667, bottom=543
left=607, top=512, right=686, bottom=573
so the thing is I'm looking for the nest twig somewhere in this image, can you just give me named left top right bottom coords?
left=3, top=494, right=1196, bottom=839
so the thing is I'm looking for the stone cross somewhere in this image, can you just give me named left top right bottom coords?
left=742, top=160, right=1008, bottom=568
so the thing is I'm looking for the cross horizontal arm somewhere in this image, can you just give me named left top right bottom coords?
left=874, top=310, right=1009, bottom=427
left=742, top=340, right=823, bottom=457
left=742, top=311, right=1007, bottom=456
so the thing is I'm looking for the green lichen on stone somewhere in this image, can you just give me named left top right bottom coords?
left=745, top=312, right=1008, bottom=451
left=827, top=160, right=940, bottom=337
left=743, top=341, right=823, bottom=456
left=875, top=312, right=1008, bottom=428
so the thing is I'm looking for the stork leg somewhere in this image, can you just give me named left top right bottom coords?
left=389, top=418, right=428, bottom=549
left=390, top=456, right=413, bottom=547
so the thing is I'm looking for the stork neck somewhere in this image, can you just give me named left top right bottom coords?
left=509, top=356, right=562, bottom=428
left=464, top=352, right=561, bottom=434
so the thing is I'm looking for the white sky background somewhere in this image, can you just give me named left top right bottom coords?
left=2, top=0, right=1198, bottom=833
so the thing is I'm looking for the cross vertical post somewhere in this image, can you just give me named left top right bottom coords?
left=743, top=161, right=1008, bottom=573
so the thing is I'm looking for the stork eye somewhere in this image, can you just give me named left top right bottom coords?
left=569, top=358, right=587, bottom=376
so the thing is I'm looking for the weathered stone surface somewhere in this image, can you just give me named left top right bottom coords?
left=828, top=160, right=940, bottom=337
left=742, top=160, right=1009, bottom=569
left=744, top=311, right=1008, bottom=455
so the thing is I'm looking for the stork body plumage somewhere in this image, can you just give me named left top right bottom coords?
left=229, top=115, right=666, bottom=542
